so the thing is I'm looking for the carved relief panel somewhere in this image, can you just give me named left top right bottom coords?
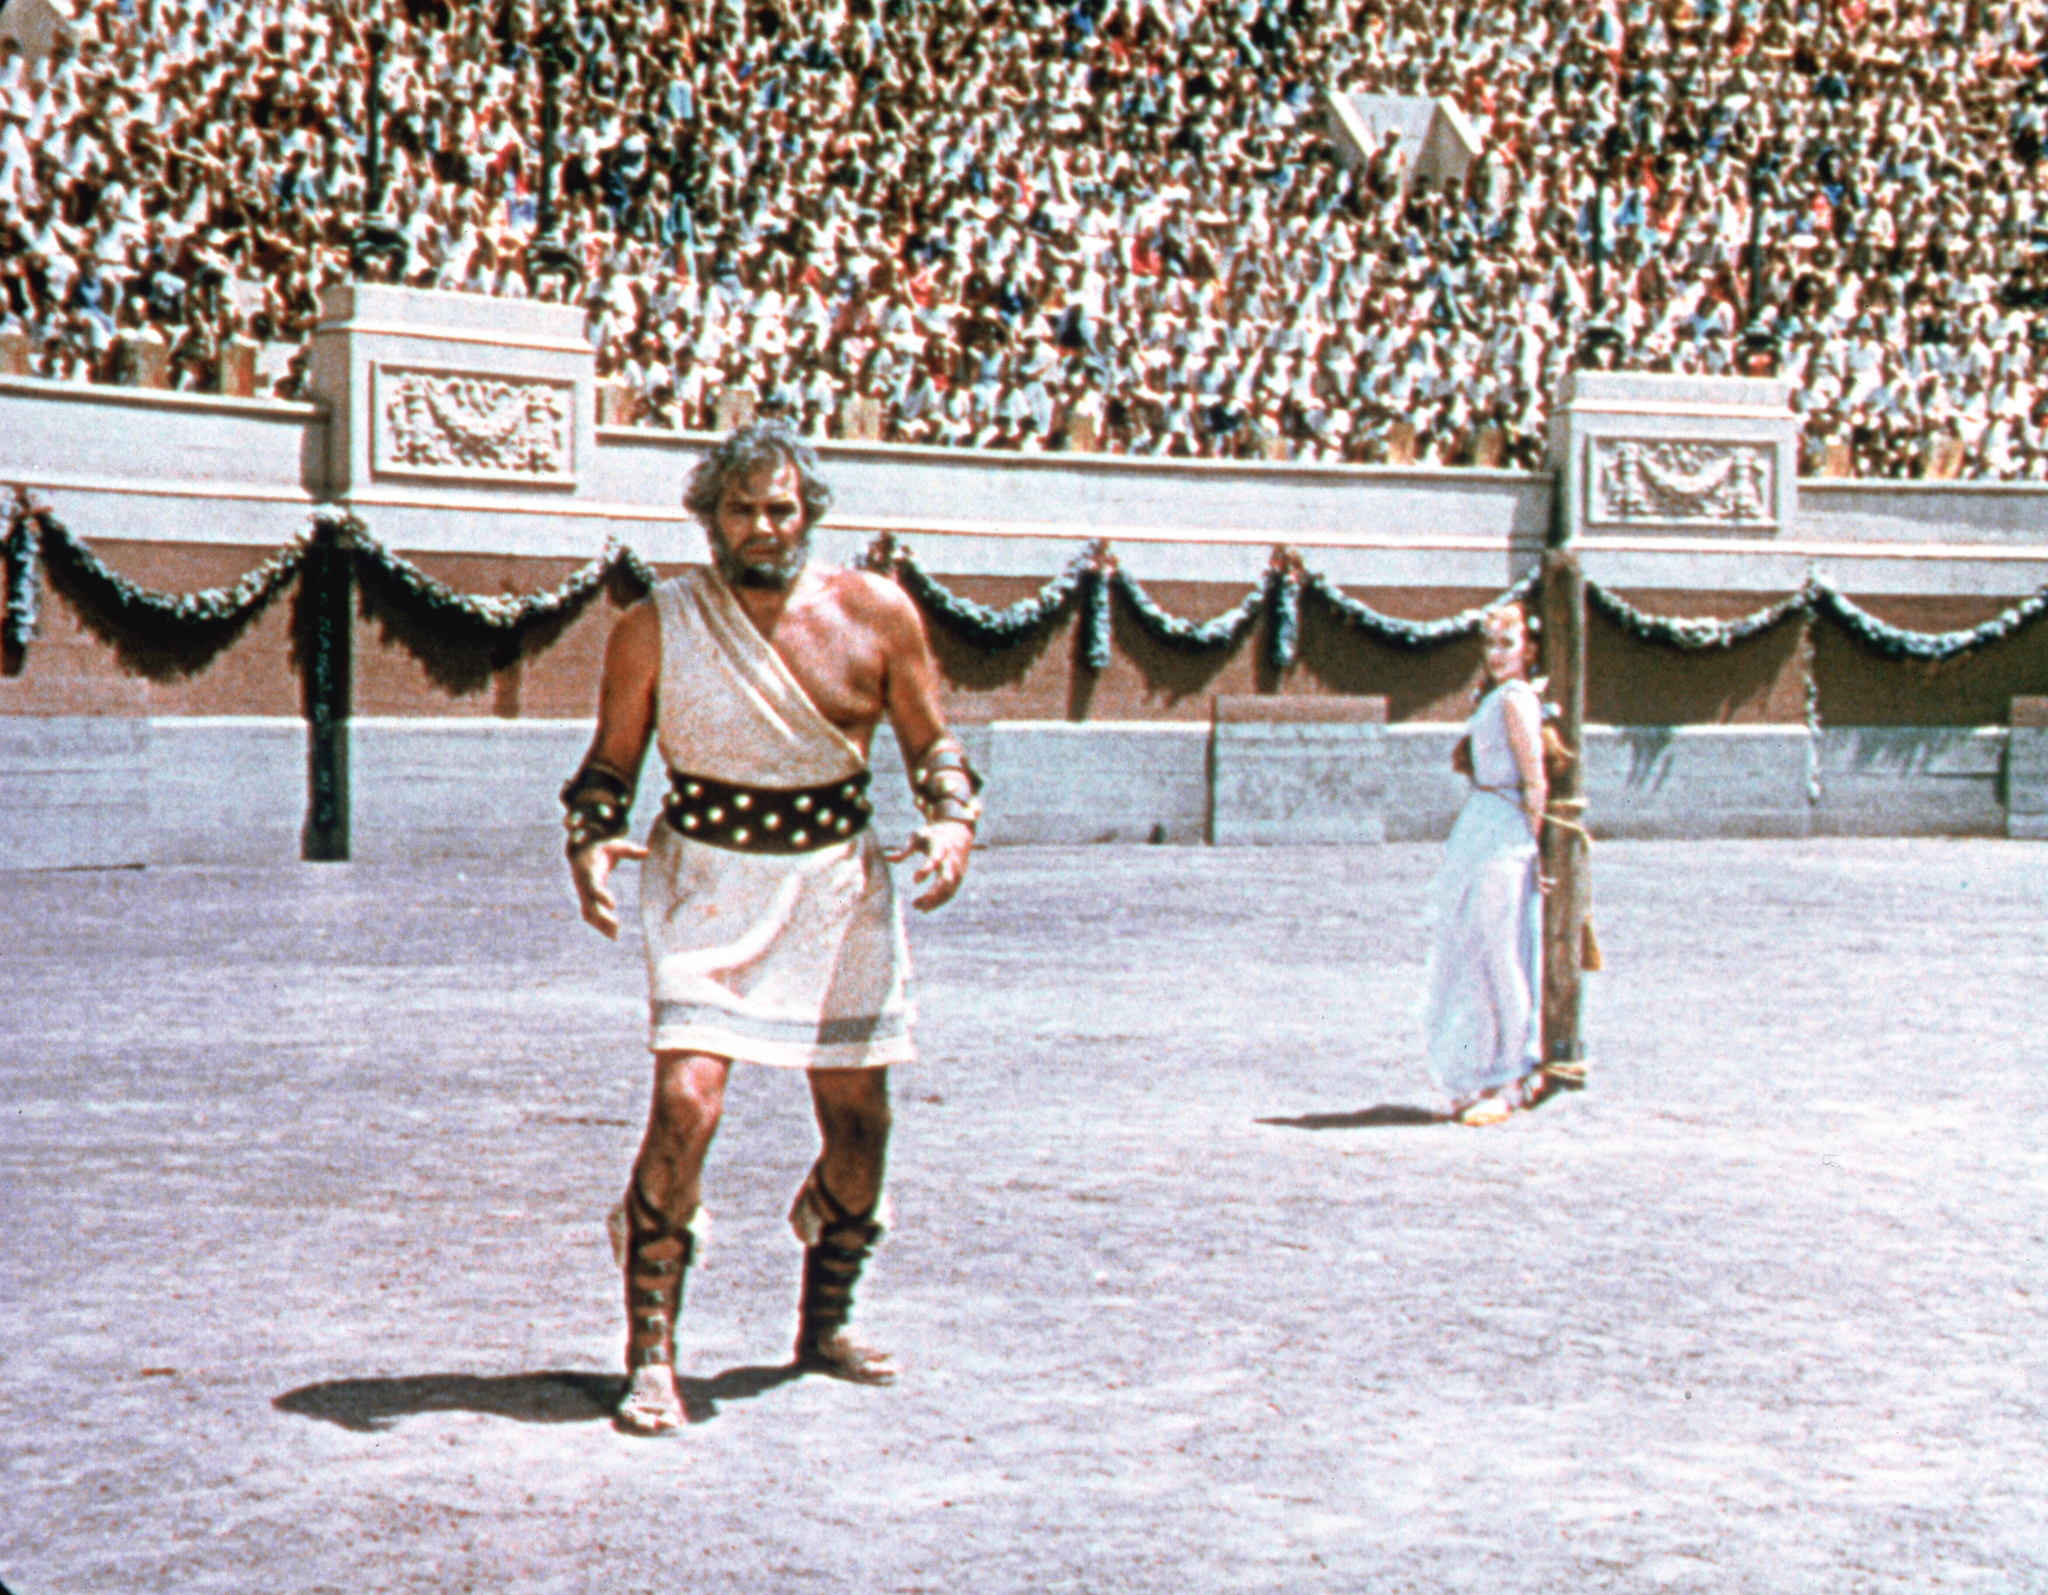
left=371, top=365, right=576, bottom=485
left=1585, top=438, right=1778, bottom=530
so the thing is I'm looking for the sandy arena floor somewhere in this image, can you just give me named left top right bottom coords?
left=3, top=839, right=2046, bottom=1594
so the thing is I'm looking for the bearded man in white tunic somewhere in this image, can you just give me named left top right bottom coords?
left=561, top=423, right=981, bottom=1435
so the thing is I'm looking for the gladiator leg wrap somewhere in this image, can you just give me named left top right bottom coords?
left=618, top=1176, right=700, bottom=1372
left=789, top=1165, right=887, bottom=1360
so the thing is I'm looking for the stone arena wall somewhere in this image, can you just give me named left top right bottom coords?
left=6, top=323, right=2048, bottom=860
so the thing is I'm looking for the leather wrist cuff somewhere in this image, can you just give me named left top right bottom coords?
left=912, top=737, right=984, bottom=829
left=562, top=763, right=634, bottom=851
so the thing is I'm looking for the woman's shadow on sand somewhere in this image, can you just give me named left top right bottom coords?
left=274, top=1364, right=802, bottom=1432
left=1256, top=1104, right=1448, bottom=1129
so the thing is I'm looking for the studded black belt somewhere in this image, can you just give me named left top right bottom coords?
left=663, top=769, right=875, bottom=854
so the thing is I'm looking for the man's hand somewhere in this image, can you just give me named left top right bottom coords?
left=887, top=820, right=973, bottom=911
left=569, top=837, right=652, bottom=939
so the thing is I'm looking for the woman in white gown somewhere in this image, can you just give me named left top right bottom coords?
left=1423, top=602, right=1550, bottom=1126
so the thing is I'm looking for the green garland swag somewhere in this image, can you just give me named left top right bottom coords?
left=0, top=499, right=659, bottom=673
left=331, top=511, right=659, bottom=632
left=1305, top=567, right=1540, bottom=648
left=1585, top=579, right=1810, bottom=648
left=1108, top=564, right=1268, bottom=651
left=15, top=502, right=309, bottom=631
left=1584, top=572, right=2048, bottom=659
left=869, top=537, right=1513, bottom=673
left=3, top=500, right=40, bottom=666
left=9, top=495, right=2048, bottom=682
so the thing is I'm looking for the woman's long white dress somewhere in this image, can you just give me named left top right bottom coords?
left=1423, top=678, right=1544, bottom=1104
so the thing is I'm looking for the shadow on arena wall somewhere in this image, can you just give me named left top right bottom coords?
left=1584, top=597, right=1810, bottom=727
left=1810, top=602, right=2048, bottom=727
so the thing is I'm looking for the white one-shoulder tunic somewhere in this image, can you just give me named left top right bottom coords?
left=637, top=567, right=915, bottom=1070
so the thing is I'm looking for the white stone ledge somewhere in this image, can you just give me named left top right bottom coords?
left=0, top=374, right=322, bottom=422
left=311, top=321, right=593, bottom=356
left=9, top=473, right=318, bottom=506
left=338, top=488, right=675, bottom=519
left=1805, top=478, right=2048, bottom=499
left=597, top=424, right=1545, bottom=488
left=820, top=509, right=1547, bottom=553
left=3, top=358, right=2047, bottom=588
left=1582, top=535, right=2048, bottom=561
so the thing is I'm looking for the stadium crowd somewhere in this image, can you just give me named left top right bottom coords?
left=5, top=0, right=2048, bottom=478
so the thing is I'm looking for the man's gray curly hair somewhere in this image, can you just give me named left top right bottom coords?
left=682, top=422, right=832, bottom=528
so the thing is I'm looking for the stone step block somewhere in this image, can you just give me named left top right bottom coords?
left=2010, top=698, right=2048, bottom=838
left=1813, top=727, right=2005, bottom=838
left=1583, top=725, right=1814, bottom=840
left=980, top=722, right=1207, bottom=845
left=147, top=717, right=306, bottom=866
left=0, top=716, right=150, bottom=870
left=1210, top=695, right=1388, bottom=845
left=1382, top=725, right=1470, bottom=843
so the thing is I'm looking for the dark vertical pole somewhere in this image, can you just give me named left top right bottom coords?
left=301, top=521, right=352, bottom=862
left=1588, top=176, right=1606, bottom=325
left=526, top=6, right=584, bottom=294
left=348, top=28, right=406, bottom=278
left=1540, top=544, right=1588, bottom=1063
left=1746, top=162, right=1765, bottom=324
left=536, top=13, right=561, bottom=243
left=1576, top=162, right=1622, bottom=368
left=363, top=27, right=388, bottom=217
left=1739, top=150, right=1781, bottom=375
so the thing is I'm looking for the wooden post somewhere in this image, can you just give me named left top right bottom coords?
left=299, top=521, right=352, bottom=861
left=1540, top=544, right=1588, bottom=1062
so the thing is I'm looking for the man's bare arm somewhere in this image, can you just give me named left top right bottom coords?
left=863, top=576, right=976, bottom=912
left=567, top=601, right=660, bottom=939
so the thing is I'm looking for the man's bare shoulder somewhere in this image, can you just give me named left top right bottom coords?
left=606, top=596, right=661, bottom=663
left=814, top=565, right=925, bottom=641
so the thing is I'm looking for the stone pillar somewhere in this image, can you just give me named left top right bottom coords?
left=1548, top=371, right=1799, bottom=543
left=1540, top=372, right=1802, bottom=1062
left=304, top=283, right=595, bottom=530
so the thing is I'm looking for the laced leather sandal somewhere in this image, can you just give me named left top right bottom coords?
left=790, top=1166, right=899, bottom=1385
left=613, top=1176, right=696, bottom=1435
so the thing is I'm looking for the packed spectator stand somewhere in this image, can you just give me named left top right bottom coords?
left=4, top=0, right=2048, bottom=481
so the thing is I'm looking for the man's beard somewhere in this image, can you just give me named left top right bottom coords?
left=712, top=531, right=810, bottom=591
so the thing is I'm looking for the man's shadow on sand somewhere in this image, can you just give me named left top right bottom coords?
left=1256, top=1104, right=1448, bottom=1129
left=274, top=1364, right=803, bottom=1432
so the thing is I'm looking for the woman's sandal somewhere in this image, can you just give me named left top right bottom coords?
left=1453, top=1089, right=1516, bottom=1127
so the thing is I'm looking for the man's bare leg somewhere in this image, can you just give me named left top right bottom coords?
left=790, top=1067, right=898, bottom=1383
left=616, top=1051, right=729, bottom=1434
left=810, top=1066, right=891, bottom=1211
